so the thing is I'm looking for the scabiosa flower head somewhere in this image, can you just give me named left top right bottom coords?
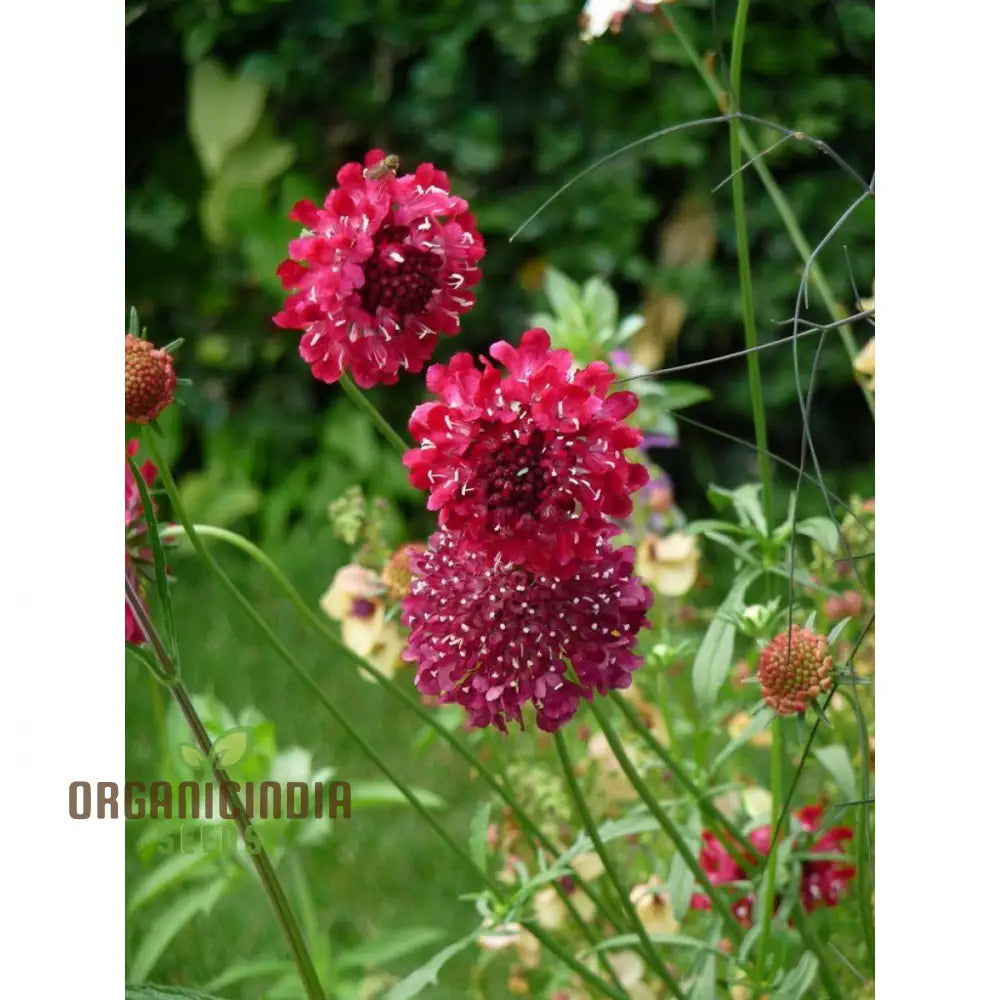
left=401, top=530, right=652, bottom=733
left=273, top=149, right=484, bottom=387
left=757, top=625, right=834, bottom=715
left=125, top=439, right=158, bottom=645
left=125, top=334, right=176, bottom=424
left=404, top=328, right=649, bottom=576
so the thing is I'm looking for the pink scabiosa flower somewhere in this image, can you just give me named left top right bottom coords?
left=404, top=329, right=649, bottom=576
left=125, top=439, right=158, bottom=645
left=401, top=530, right=652, bottom=732
left=274, top=149, right=484, bottom=387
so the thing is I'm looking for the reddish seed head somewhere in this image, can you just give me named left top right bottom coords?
left=757, top=625, right=834, bottom=715
left=125, top=334, right=176, bottom=424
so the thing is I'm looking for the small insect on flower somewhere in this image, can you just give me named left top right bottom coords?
left=362, top=153, right=400, bottom=180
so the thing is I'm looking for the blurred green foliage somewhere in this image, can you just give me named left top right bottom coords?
left=126, top=0, right=874, bottom=532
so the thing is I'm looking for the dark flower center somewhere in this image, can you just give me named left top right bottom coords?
left=360, top=224, right=440, bottom=317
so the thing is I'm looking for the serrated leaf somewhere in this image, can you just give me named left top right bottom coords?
left=128, top=878, right=229, bottom=983
left=796, top=516, right=840, bottom=554
left=211, top=727, right=249, bottom=767
left=812, top=744, right=858, bottom=800
left=693, top=570, right=760, bottom=715
left=187, top=60, right=266, bottom=177
left=773, top=951, right=819, bottom=999
left=381, top=927, right=481, bottom=1000
left=127, top=986, right=229, bottom=1000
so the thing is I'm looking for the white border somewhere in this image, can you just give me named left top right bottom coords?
left=877, top=1, right=1000, bottom=994
left=1, top=0, right=123, bottom=991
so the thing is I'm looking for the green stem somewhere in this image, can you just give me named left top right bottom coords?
left=756, top=717, right=782, bottom=974
left=125, top=582, right=327, bottom=1000
left=158, top=521, right=633, bottom=947
left=728, top=0, right=773, bottom=535
left=147, top=442, right=623, bottom=999
left=610, top=693, right=845, bottom=1000
left=588, top=700, right=744, bottom=940
left=144, top=432, right=486, bottom=891
left=663, top=7, right=875, bottom=418
left=554, top=732, right=686, bottom=999
left=339, top=373, right=408, bottom=456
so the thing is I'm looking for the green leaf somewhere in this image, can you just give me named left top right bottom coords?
left=664, top=811, right=700, bottom=920
left=128, top=878, right=229, bottom=983
left=663, top=381, right=712, bottom=411
left=334, top=926, right=445, bottom=971
left=796, top=516, right=840, bottom=554
left=381, top=927, right=481, bottom=1000
left=187, top=59, right=267, bottom=177
left=211, top=727, right=250, bottom=767
left=129, top=306, right=140, bottom=337
left=590, top=932, right=730, bottom=959
left=127, top=986, right=229, bottom=1000
left=127, top=848, right=214, bottom=916
left=128, top=450, right=178, bottom=662
left=710, top=707, right=775, bottom=774
left=200, top=960, right=294, bottom=994
left=581, top=276, right=618, bottom=336
left=348, top=781, right=445, bottom=811
left=773, top=951, right=819, bottom=999
left=468, top=802, right=491, bottom=874
left=692, top=569, right=760, bottom=715
left=812, top=744, right=858, bottom=800
left=543, top=267, right=581, bottom=320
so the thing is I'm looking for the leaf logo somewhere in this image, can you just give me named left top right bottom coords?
left=179, top=727, right=251, bottom=773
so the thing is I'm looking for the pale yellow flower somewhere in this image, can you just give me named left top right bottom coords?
left=636, top=531, right=700, bottom=596
left=534, top=883, right=596, bottom=929
left=606, top=950, right=658, bottom=999
left=586, top=732, right=640, bottom=803
left=629, top=877, right=679, bottom=936
left=319, top=564, right=406, bottom=680
left=854, top=336, right=875, bottom=391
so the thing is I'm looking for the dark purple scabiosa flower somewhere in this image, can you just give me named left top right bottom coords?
left=401, top=530, right=653, bottom=733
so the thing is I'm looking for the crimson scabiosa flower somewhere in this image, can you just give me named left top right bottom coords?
left=125, top=334, right=176, bottom=424
left=274, top=149, right=484, bottom=387
left=401, top=530, right=652, bottom=732
left=757, top=624, right=834, bottom=715
left=404, top=328, right=649, bottom=576
left=691, top=805, right=855, bottom=924
left=125, top=439, right=158, bottom=645
left=796, top=804, right=857, bottom=912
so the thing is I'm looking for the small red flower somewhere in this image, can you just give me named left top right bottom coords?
left=401, top=529, right=652, bottom=732
left=404, top=329, right=649, bottom=576
left=125, top=334, right=176, bottom=424
left=125, top=439, right=158, bottom=645
left=274, top=149, right=484, bottom=387
left=690, top=805, right=855, bottom=925
left=757, top=625, right=834, bottom=715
